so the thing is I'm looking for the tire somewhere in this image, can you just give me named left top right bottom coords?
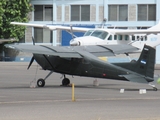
left=153, top=87, right=158, bottom=91
left=62, top=78, right=70, bottom=86
left=37, top=78, right=45, bottom=87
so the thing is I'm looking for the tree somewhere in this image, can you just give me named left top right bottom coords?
left=0, top=0, right=32, bottom=40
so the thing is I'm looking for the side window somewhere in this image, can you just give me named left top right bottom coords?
left=108, top=35, right=112, bottom=40
left=132, top=35, right=135, bottom=41
left=114, top=35, right=117, bottom=40
left=124, top=35, right=129, bottom=40
left=118, top=35, right=122, bottom=40
left=144, top=36, right=147, bottom=41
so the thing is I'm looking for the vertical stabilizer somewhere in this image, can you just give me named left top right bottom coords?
left=135, top=45, right=155, bottom=78
left=114, top=45, right=155, bottom=83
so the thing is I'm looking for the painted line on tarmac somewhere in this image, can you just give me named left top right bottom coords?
left=0, top=97, right=160, bottom=104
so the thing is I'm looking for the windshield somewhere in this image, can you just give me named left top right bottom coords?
left=84, top=30, right=108, bottom=40
left=84, top=30, right=94, bottom=36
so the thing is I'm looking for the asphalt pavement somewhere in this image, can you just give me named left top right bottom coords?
left=0, top=62, right=160, bottom=120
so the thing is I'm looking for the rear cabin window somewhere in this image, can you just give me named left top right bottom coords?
left=124, top=35, right=129, bottom=40
left=132, top=35, right=136, bottom=41
left=118, top=35, right=122, bottom=40
left=114, top=35, right=117, bottom=40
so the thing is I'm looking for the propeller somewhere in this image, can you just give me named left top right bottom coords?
left=70, top=25, right=75, bottom=39
left=27, top=36, right=35, bottom=69
left=27, top=56, right=35, bottom=69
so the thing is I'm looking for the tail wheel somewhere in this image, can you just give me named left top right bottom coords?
left=153, top=87, right=158, bottom=91
left=37, top=78, right=45, bottom=87
left=62, top=78, right=70, bottom=86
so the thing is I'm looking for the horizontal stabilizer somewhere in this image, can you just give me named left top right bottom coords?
left=120, top=74, right=148, bottom=83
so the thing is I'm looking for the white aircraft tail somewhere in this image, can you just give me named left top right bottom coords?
left=131, top=34, right=160, bottom=50
left=130, top=22, right=160, bottom=50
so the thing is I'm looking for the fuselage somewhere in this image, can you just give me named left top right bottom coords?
left=70, top=29, right=160, bottom=51
left=33, top=54, right=129, bottom=81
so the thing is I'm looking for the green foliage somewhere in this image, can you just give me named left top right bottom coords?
left=0, top=0, right=32, bottom=40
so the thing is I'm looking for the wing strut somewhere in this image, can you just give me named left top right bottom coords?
left=27, top=36, right=35, bottom=69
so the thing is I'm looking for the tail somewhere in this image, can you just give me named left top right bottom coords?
left=114, top=45, right=155, bottom=83
left=133, top=45, right=155, bottom=78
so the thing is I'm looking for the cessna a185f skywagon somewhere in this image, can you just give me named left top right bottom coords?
left=5, top=44, right=158, bottom=91
left=11, top=21, right=160, bottom=51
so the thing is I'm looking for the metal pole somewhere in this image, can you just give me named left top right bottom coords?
left=72, top=83, right=75, bottom=101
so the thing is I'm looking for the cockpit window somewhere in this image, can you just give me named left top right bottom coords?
left=84, top=30, right=108, bottom=40
left=84, top=30, right=94, bottom=36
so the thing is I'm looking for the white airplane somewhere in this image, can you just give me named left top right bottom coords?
left=11, top=22, right=160, bottom=51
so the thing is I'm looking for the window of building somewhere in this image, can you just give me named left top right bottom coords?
left=138, top=4, right=156, bottom=21
left=108, top=5, right=128, bottom=21
left=34, top=5, right=53, bottom=21
left=34, top=28, right=53, bottom=43
left=71, top=5, right=90, bottom=21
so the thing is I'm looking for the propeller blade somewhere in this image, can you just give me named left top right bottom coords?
left=27, top=56, right=34, bottom=69
left=70, top=25, right=74, bottom=39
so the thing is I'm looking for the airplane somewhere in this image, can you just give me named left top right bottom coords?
left=10, top=22, right=160, bottom=51
left=5, top=43, right=158, bottom=91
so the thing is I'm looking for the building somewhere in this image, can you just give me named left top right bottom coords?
left=19, top=0, right=160, bottom=63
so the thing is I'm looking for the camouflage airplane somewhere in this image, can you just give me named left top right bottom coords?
left=5, top=44, right=157, bottom=90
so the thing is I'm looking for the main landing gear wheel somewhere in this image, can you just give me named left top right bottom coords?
left=62, top=78, right=70, bottom=86
left=37, top=78, right=45, bottom=87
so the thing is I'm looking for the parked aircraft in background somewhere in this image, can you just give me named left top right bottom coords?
left=11, top=22, right=160, bottom=51
left=5, top=44, right=157, bottom=90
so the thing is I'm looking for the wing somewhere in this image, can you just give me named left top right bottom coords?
left=109, top=29, right=160, bottom=35
left=11, top=21, right=160, bottom=34
left=109, top=22, right=160, bottom=35
left=5, top=44, right=139, bottom=58
left=10, top=22, right=91, bottom=32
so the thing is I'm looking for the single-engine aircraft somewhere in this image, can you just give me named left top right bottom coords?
left=5, top=44, right=157, bottom=90
left=11, top=22, right=160, bottom=51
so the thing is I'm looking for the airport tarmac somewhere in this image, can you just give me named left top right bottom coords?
left=0, top=62, right=160, bottom=120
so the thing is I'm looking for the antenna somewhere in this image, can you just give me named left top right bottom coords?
left=101, top=18, right=107, bottom=28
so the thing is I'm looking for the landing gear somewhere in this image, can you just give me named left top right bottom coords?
left=153, top=87, right=158, bottom=91
left=37, top=78, right=45, bottom=87
left=36, top=71, right=53, bottom=87
left=149, top=83, right=158, bottom=91
left=62, top=78, right=70, bottom=86
left=35, top=72, right=70, bottom=87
